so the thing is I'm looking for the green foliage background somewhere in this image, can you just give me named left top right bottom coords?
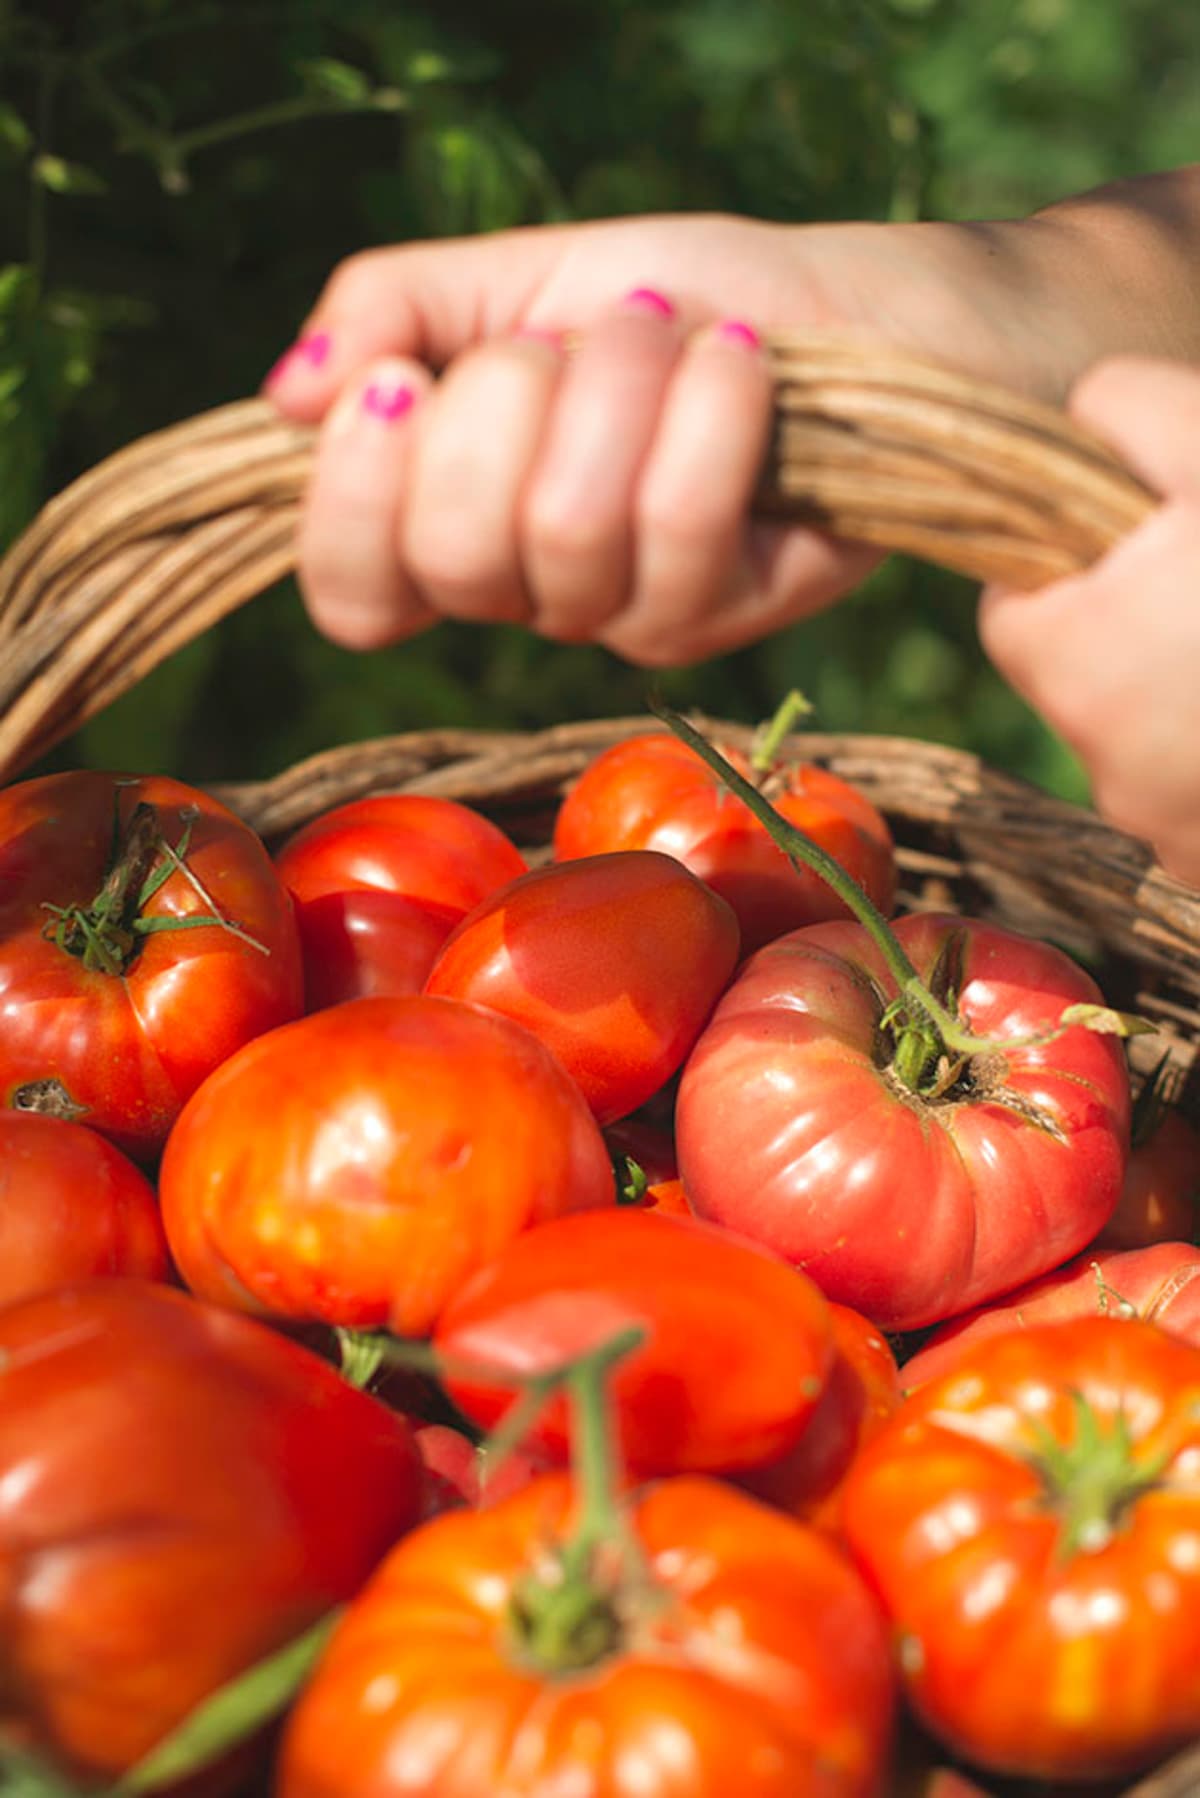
left=3, top=0, right=1198, bottom=796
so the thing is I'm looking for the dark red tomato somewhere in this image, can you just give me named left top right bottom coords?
left=676, top=914, right=1131, bottom=1332
left=425, top=851, right=740, bottom=1124
left=159, top=995, right=616, bottom=1338
left=553, top=729, right=896, bottom=953
left=434, top=1210, right=834, bottom=1477
left=0, top=1110, right=169, bottom=1305
left=1096, top=1106, right=1200, bottom=1250
left=902, top=1240, right=1200, bottom=1390
left=280, top=1474, right=896, bottom=1798
left=0, top=772, right=302, bottom=1159
left=603, top=1117, right=692, bottom=1214
left=738, top=1302, right=902, bottom=1534
left=0, top=1280, right=424, bottom=1783
left=843, top=1317, right=1200, bottom=1782
left=296, top=888, right=451, bottom=1009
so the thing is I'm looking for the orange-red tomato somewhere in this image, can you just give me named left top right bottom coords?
left=901, top=1240, right=1200, bottom=1390
left=279, top=1475, right=896, bottom=1798
left=276, top=794, right=527, bottom=1007
left=425, top=851, right=740, bottom=1124
left=159, top=995, right=616, bottom=1336
left=0, top=1280, right=424, bottom=1782
left=434, top=1210, right=834, bottom=1477
left=0, top=1110, right=168, bottom=1304
left=738, top=1302, right=902, bottom=1533
left=553, top=729, right=896, bottom=953
left=843, top=1316, right=1200, bottom=1782
left=1095, top=1106, right=1200, bottom=1250
left=0, top=772, right=302, bottom=1158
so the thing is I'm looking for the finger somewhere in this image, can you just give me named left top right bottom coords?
left=520, top=289, right=684, bottom=641
left=400, top=334, right=563, bottom=625
left=595, top=319, right=773, bottom=663
left=262, top=227, right=577, bottom=421
left=1068, top=355, right=1200, bottom=503
left=297, top=356, right=436, bottom=649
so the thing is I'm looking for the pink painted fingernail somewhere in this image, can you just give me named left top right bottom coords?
left=361, top=382, right=416, bottom=422
left=716, top=319, right=762, bottom=351
left=622, top=287, right=676, bottom=320
left=264, top=330, right=332, bottom=387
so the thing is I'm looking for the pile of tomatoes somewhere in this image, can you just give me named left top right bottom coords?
left=2, top=712, right=1199, bottom=1798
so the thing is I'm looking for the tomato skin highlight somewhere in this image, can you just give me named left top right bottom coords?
left=0, top=1279, right=425, bottom=1782
left=0, top=1110, right=168, bottom=1304
left=676, top=913, right=1131, bottom=1331
left=435, top=1209, right=835, bottom=1477
left=842, top=1316, right=1200, bottom=1782
left=159, top=994, right=616, bottom=1337
left=553, top=729, right=896, bottom=954
left=0, top=772, right=303, bottom=1158
left=279, top=1474, right=896, bottom=1798
left=425, top=850, right=740, bottom=1124
left=296, top=888, right=452, bottom=1009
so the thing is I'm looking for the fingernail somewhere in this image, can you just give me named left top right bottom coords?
left=264, top=330, right=332, bottom=387
left=622, top=288, right=676, bottom=320
left=716, top=319, right=762, bottom=351
left=361, top=382, right=416, bottom=422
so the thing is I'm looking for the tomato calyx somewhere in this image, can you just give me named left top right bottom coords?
left=39, top=795, right=268, bottom=977
left=1027, top=1390, right=1169, bottom=1557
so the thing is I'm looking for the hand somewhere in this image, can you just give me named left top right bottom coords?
left=979, top=356, right=1200, bottom=885
left=263, top=211, right=1087, bottom=662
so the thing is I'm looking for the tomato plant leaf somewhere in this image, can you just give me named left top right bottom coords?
left=0, top=1746, right=86, bottom=1798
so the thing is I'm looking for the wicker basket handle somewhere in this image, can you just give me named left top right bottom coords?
left=0, top=332, right=1156, bottom=783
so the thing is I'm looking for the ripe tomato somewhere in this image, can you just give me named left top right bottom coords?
left=275, top=794, right=528, bottom=1007
left=1096, top=1105, right=1199, bottom=1250
left=0, top=1110, right=168, bottom=1305
left=676, top=914, right=1131, bottom=1331
left=279, top=1475, right=896, bottom=1798
left=425, top=851, right=740, bottom=1123
left=0, top=771, right=302, bottom=1158
left=553, top=729, right=896, bottom=953
left=434, top=1210, right=834, bottom=1477
left=901, top=1240, right=1200, bottom=1389
left=415, top=1424, right=552, bottom=1517
left=159, top=995, right=616, bottom=1337
left=842, top=1316, right=1200, bottom=1782
left=738, top=1302, right=902, bottom=1534
left=0, top=1280, right=424, bottom=1782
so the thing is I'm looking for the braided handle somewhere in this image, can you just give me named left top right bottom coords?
left=0, top=333, right=1155, bottom=783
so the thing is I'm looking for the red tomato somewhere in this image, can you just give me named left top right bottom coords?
left=434, top=1210, right=833, bottom=1477
left=1096, top=1106, right=1200, bottom=1250
left=553, top=729, right=896, bottom=953
left=902, top=1240, right=1200, bottom=1389
left=676, top=914, right=1130, bottom=1331
left=0, top=1110, right=168, bottom=1304
left=0, top=772, right=302, bottom=1158
left=425, top=851, right=740, bottom=1124
left=159, top=995, right=616, bottom=1337
left=842, top=1316, right=1200, bottom=1782
left=276, top=794, right=527, bottom=1005
left=0, top=1280, right=424, bottom=1781
left=738, top=1302, right=902, bottom=1533
left=280, top=1475, right=896, bottom=1798
left=415, top=1424, right=552, bottom=1516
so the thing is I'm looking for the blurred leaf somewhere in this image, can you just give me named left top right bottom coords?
left=30, top=154, right=108, bottom=196
left=295, top=57, right=372, bottom=104
left=0, top=102, right=32, bottom=157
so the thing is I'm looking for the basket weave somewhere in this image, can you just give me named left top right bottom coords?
left=1, top=334, right=1198, bottom=1794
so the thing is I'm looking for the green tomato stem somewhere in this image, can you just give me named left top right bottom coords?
left=749, top=688, right=814, bottom=775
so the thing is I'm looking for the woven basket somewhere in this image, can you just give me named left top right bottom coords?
left=2, top=333, right=1199, bottom=1796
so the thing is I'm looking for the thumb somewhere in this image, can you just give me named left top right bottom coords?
left=262, top=223, right=579, bottom=420
left=1068, top=354, right=1200, bottom=503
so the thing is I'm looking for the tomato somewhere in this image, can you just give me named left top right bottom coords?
left=159, top=995, right=616, bottom=1337
left=738, top=1302, right=902, bottom=1534
left=1096, top=1106, right=1199, bottom=1250
left=434, top=1210, right=834, bottom=1477
left=276, top=794, right=528, bottom=1006
left=552, top=729, right=896, bottom=954
left=0, top=772, right=302, bottom=1158
left=901, top=1240, right=1200, bottom=1389
left=415, top=1424, right=552, bottom=1517
left=0, top=1110, right=169, bottom=1305
left=842, top=1316, right=1200, bottom=1782
left=603, top=1118, right=692, bottom=1215
left=425, top=851, right=740, bottom=1124
left=676, top=914, right=1131, bottom=1331
left=0, top=1280, right=424, bottom=1782
left=279, top=1475, right=896, bottom=1798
